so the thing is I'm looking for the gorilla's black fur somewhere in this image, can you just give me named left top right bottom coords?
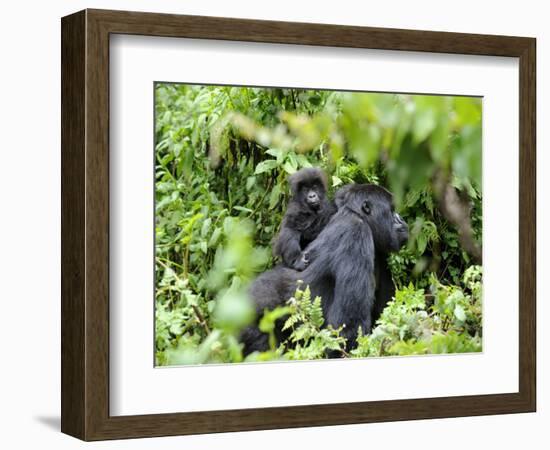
left=241, top=184, right=408, bottom=356
left=272, top=168, right=336, bottom=270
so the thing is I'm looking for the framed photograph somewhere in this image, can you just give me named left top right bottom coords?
left=61, top=9, right=536, bottom=441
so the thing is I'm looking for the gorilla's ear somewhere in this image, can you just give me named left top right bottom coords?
left=334, top=184, right=354, bottom=209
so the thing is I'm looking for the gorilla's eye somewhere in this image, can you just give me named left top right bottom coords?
left=362, top=201, right=371, bottom=215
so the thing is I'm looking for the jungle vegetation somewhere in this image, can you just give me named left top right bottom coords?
left=154, top=84, right=482, bottom=365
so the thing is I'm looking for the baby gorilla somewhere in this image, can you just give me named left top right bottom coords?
left=241, top=184, right=409, bottom=356
left=272, top=168, right=336, bottom=270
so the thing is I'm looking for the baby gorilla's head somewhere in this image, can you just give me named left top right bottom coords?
left=289, top=168, right=328, bottom=211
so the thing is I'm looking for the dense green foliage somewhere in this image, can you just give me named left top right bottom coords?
left=154, top=83, right=483, bottom=365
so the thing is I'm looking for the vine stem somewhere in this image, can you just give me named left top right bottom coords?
left=156, top=256, right=185, bottom=271
left=191, top=304, right=211, bottom=334
left=248, top=177, right=274, bottom=219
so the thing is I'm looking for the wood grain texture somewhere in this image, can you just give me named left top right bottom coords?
left=61, top=10, right=86, bottom=439
left=60, top=8, right=537, bottom=441
left=85, top=11, right=111, bottom=439
left=88, top=8, right=532, bottom=56
left=518, top=39, right=536, bottom=410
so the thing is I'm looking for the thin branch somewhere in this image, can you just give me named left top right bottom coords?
left=191, top=304, right=211, bottom=335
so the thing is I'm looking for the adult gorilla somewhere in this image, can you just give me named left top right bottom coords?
left=241, top=184, right=408, bottom=355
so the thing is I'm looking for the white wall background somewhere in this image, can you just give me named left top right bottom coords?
left=0, top=1, right=546, bottom=448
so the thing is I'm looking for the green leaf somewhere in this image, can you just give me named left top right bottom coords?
left=232, top=205, right=253, bottom=213
left=213, top=290, right=254, bottom=332
left=246, top=176, right=256, bottom=191
left=282, top=161, right=297, bottom=174
left=285, top=152, right=298, bottom=172
left=201, top=217, right=211, bottom=238
left=254, top=159, right=279, bottom=174
left=208, top=227, right=222, bottom=247
left=412, top=108, right=436, bottom=144
left=309, top=94, right=322, bottom=106
left=269, top=184, right=282, bottom=210
left=454, top=304, right=466, bottom=322
left=332, top=175, right=343, bottom=187
left=259, top=307, right=292, bottom=334
left=417, top=233, right=427, bottom=254
left=266, top=148, right=286, bottom=162
left=295, top=154, right=312, bottom=168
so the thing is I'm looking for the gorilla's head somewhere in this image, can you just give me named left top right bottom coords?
left=335, top=184, right=409, bottom=253
left=289, top=168, right=329, bottom=211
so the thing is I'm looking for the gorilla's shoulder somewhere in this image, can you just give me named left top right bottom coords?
left=331, top=210, right=364, bottom=227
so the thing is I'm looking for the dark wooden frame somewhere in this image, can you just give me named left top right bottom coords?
left=61, top=8, right=536, bottom=441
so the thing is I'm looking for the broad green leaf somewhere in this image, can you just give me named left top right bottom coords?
left=332, top=175, right=343, bottom=187
left=254, top=159, right=279, bottom=174
left=454, top=304, right=466, bottom=322
left=208, top=227, right=222, bottom=247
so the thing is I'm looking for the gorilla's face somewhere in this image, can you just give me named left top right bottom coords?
left=391, top=211, right=409, bottom=251
left=336, top=184, right=409, bottom=253
left=359, top=192, right=408, bottom=253
left=299, top=181, right=324, bottom=210
left=289, top=167, right=329, bottom=212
